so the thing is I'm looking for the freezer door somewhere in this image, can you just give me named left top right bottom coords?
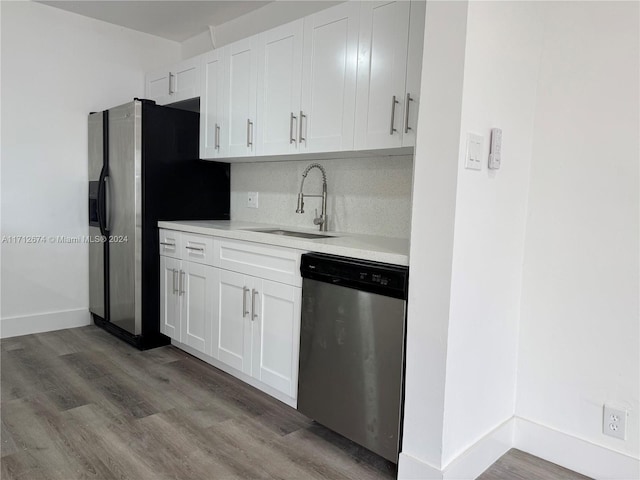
left=88, top=112, right=104, bottom=181
left=88, top=112, right=105, bottom=318
left=107, top=101, right=142, bottom=335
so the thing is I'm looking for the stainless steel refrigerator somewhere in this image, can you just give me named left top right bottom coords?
left=88, top=99, right=229, bottom=349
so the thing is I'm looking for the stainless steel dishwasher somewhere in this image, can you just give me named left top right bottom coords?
left=298, top=253, right=409, bottom=463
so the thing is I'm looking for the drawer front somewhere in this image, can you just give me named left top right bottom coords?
left=182, top=232, right=215, bottom=266
left=159, top=229, right=182, bottom=258
left=215, top=238, right=302, bottom=287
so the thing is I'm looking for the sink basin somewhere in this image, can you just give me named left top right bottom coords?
left=247, top=228, right=337, bottom=239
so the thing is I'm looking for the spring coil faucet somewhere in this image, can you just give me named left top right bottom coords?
left=296, top=163, right=328, bottom=231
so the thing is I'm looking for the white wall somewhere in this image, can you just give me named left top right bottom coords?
left=0, top=1, right=181, bottom=337
left=230, top=155, right=413, bottom=238
left=441, top=0, right=544, bottom=466
left=403, top=2, right=639, bottom=478
left=401, top=0, right=468, bottom=473
left=181, top=1, right=341, bottom=58
left=517, top=0, right=639, bottom=462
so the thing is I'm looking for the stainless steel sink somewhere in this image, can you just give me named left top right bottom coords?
left=247, top=228, right=337, bottom=239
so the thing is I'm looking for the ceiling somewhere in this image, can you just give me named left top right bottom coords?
left=37, top=1, right=272, bottom=42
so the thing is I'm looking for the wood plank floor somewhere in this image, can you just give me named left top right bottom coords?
left=1, top=326, right=395, bottom=480
left=478, top=449, right=592, bottom=480
left=1, top=326, right=591, bottom=480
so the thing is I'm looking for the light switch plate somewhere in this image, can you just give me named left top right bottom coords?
left=489, top=128, right=502, bottom=169
left=465, top=133, right=483, bottom=170
left=247, top=192, right=258, bottom=208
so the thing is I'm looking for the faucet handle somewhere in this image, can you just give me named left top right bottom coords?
left=313, top=208, right=324, bottom=226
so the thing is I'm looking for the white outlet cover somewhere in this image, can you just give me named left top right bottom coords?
left=603, top=405, right=627, bottom=440
left=465, top=133, right=483, bottom=171
left=247, top=192, right=258, bottom=208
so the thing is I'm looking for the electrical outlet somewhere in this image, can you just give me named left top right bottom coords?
left=603, top=405, right=627, bottom=440
left=247, top=192, right=258, bottom=208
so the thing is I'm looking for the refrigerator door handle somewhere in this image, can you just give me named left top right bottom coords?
left=97, top=166, right=107, bottom=236
left=104, top=174, right=111, bottom=232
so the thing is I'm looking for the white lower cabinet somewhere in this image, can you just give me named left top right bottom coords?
left=159, top=229, right=302, bottom=405
left=160, top=255, right=181, bottom=341
left=182, top=261, right=217, bottom=355
left=217, top=269, right=253, bottom=374
left=159, top=254, right=216, bottom=356
left=216, top=267, right=301, bottom=398
left=252, top=278, right=301, bottom=398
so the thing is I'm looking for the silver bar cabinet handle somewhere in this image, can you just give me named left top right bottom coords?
left=185, top=246, right=204, bottom=252
left=251, top=289, right=258, bottom=320
left=215, top=123, right=220, bottom=150
left=390, top=95, right=399, bottom=135
left=290, top=112, right=297, bottom=144
left=242, top=287, right=250, bottom=318
left=299, top=111, right=306, bottom=143
left=404, top=93, right=414, bottom=134
left=172, top=269, right=178, bottom=294
left=169, top=72, right=175, bottom=94
left=247, top=119, right=253, bottom=148
left=160, top=242, right=175, bottom=247
left=179, top=270, right=185, bottom=295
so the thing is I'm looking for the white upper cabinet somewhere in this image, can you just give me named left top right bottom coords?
left=354, top=1, right=411, bottom=150
left=299, top=2, right=361, bottom=154
left=403, top=0, right=426, bottom=147
left=184, top=0, right=425, bottom=160
left=145, top=57, right=201, bottom=105
left=146, top=70, right=172, bottom=106
left=256, top=20, right=304, bottom=156
left=224, top=36, right=259, bottom=158
left=200, top=48, right=226, bottom=159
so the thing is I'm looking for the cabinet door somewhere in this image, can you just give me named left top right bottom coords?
left=200, top=49, right=226, bottom=159
left=217, top=269, right=253, bottom=374
left=256, top=20, right=304, bottom=156
left=354, top=1, right=411, bottom=150
left=402, top=0, right=426, bottom=147
left=224, top=36, right=259, bottom=158
left=181, top=262, right=217, bottom=356
left=170, top=57, right=201, bottom=103
left=160, top=256, right=181, bottom=341
left=299, top=2, right=360, bottom=153
left=251, top=279, right=301, bottom=398
left=145, top=69, right=171, bottom=105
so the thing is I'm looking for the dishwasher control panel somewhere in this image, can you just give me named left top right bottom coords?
left=300, top=253, right=408, bottom=300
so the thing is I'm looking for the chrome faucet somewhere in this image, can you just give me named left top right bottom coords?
left=296, top=163, right=328, bottom=232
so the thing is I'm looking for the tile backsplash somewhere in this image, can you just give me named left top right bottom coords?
left=230, top=155, right=414, bottom=239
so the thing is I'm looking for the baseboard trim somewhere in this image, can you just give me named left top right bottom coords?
left=514, top=417, right=640, bottom=480
left=399, top=416, right=639, bottom=480
left=398, top=452, right=443, bottom=480
left=398, top=419, right=514, bottom=480
left=443, top=418, right=514, bottom=479
left=0, top=308, right=91, bottom=338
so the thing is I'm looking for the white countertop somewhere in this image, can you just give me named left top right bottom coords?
left=157, top=220, right=409, bottom=266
